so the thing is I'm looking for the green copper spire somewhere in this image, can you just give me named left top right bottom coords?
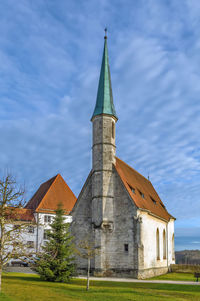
left=92, top=30, right=117, bottom=120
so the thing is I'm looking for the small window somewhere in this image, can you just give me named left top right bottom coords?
left=28, top=226, right=34, bottom=233
left=131, top=187, right=135, bottom=194
left=150, top=197, right=156, bottom=204
left=129, top=185, right=135, bottom=194
left=44, top=229, right=50, bottom=240
left=27, top=241, right=34, bottom=249
left=124, top=244, right=129, bottom=252
left=139, top=191, right=145, bottom=199
left=44, top=215, right=51, bottom=223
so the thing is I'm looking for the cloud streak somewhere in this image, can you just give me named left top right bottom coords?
left=0, top=0, right=199, bottom=250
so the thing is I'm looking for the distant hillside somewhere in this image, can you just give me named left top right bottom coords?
left=175, top=250, right=200, bottom=265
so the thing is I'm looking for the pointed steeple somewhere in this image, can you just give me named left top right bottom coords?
left=92, top=30, right=117, bottom=120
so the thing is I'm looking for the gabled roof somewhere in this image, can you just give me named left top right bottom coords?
left=115, top=157, right=173, bottom=221
left=25, top=174, right=77, bottom=214
left=91, top=35, right=117, bottom=120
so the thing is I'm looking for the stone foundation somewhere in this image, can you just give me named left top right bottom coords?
left=77, top=266, right=169, bottom=279
left=77, top=268, right=138, bottom=278
left=137, top=267, right=169, bottom=279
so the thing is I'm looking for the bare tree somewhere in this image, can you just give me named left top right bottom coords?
left=0, top=174, right=33, bottom=291
left=76, top=238, right=100, bottom=291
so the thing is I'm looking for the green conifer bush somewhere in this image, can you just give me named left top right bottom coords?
left=34, top=204, right=75, bottom=282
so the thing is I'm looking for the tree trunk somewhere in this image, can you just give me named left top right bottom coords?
left=0, top=267, right=2, bottom=292
left=86, top=257, right=90, bottom=291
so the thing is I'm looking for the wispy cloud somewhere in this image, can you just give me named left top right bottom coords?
left=0, top=0, right=199, bottom=249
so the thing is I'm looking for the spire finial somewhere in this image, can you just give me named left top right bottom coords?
left=104, top=27, right=107, bottom=39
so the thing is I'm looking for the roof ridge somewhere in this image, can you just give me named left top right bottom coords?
left=36, top=174, right=59, bottom=211
left=57, top=174, right=77, bottom=202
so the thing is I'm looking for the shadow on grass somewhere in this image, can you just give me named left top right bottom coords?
left=3, top=274, right=200, bottom=295
left=71, top=279, right=200, bottom=294
left=2, top=274, right=86, bottom=288
left=3, top=274, right=41, bottom=283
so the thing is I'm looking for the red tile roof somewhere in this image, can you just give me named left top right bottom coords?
left=7, top=207, right=35, bottom=222
left=25, top=174, right=77, bottom=214
left=115, top=157, right=174, bottom=221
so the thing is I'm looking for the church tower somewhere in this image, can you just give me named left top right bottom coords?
left=90, top=31, right=118, bottom=273
left=91, top=31, right=117, bottom=228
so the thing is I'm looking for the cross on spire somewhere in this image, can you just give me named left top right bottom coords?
left=104, top=27, right=107, bottom=39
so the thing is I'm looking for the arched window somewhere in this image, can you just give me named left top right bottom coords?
left=163, top=229, right=166, bottom=259
left=156, top=228, right=160, bottom=260
left=172, top=234, right=175, bottom=260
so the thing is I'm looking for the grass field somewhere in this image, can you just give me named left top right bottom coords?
left=149, top=272, right=197, bottom=282
left=0, top=273, right=200, bottom=301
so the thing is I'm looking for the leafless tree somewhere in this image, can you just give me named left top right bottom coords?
left=76, top=237, right=100, bottom=291
left=0, top=174, right=33, bottom=291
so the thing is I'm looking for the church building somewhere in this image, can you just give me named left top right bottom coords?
left=71, top=33, right=175, bottom=279
left=7, top=33, right=175, bottom=279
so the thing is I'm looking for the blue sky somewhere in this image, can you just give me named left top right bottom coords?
left=0, top=0, right=200, bottom=251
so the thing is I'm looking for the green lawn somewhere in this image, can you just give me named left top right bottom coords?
left=1, top=273, right=200, bottom=301
left=149, top=272, right=197, bottom=282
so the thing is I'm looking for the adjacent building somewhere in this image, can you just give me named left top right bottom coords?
left=13, top=174, right=76, bottom=253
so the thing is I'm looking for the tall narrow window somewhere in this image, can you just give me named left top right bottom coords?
left=124, top=244, right=129, bottom=252
left=112, top=121, right=115, bottom=139
left=163, top=229, right=166, bottom=259
left=172, top=234, right=175, bottom=260
left=156, top=228, right=160, bottom=260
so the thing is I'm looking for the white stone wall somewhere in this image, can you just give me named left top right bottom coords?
left=167, top=218, right=175, bottom=264
left=139, top=211, right=175, bottom=271
left=35, top=213, right=72, bottom=252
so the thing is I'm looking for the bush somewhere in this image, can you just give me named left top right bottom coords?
left=34, top=204, right=75, bottom=282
